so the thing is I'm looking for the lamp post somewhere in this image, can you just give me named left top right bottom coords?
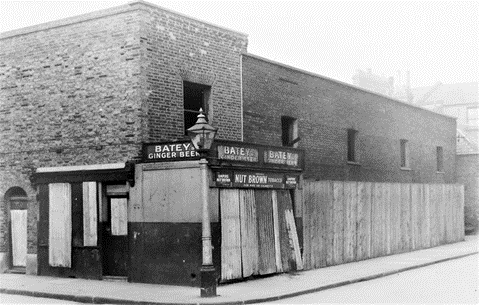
left=187, top=108, right=218, bottom=297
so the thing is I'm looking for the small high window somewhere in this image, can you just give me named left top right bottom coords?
left=400, top=139, right=409, bottom=168
left=436, top=146, right=444, bottom=172
left=281, top=116, right=298, bottom=147
left=183, top=81, right=211, bottom=134
left=347, top=129, right=358, bottom=162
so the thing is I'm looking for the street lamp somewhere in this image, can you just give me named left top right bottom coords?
left=187, top=108, right=218, bottom=297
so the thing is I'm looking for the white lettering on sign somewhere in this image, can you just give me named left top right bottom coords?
left=146, top=142, right=200, bottom=160
left=248, top=175, right=268, bottom=184
left=264, top=150, right=299, bottom=166
left=218, top=145, right=258, bottom=162
left=235, top=174, right=248, bottom=183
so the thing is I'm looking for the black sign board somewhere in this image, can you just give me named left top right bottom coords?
left=142, top=140, right=304, bottom=171
left=215, top=171, right=298, bottom=189
left=143, top=141, right=200, bottom=162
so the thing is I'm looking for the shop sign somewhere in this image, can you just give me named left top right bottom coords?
left=143, top=142, right=199, bottom=162
left=285, top=175, right=298, bottom=187
left=215, top=171, right=297, bottom=189
left=217, top=145, right=259, bottom=163
left=264, top=149, right=300, bottom=167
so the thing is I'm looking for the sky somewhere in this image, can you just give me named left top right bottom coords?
left=0, top=0, right=478, bottom=89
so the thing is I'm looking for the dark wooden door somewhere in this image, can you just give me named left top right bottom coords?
left=102, top=197, right=128, bottom=276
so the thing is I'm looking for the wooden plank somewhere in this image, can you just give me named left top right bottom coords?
left=356, top=182, right=371, bottom=260
left=220, top=189, right=242, bottom=281
left=255, top=190, right=277, bottom=275
left=371, top=183, right=382, bottom=257
left=444, top=185, right=452, bottom=243
left=309, top=182, right=319, bottom=269
left=415, top=184, right=424, bottom=250
left=111, top=198, right=128, bottom=236
left=429, top=184, right=439, bottom=247
left=301, top=183, right=312, bottom=269
left=422, top=184, right=431, bottom=249
left=83, top=182, right=98, bottom=247
left=332, top=181, right=344, bottom=265
left=438, top=184, right=446, bottom=244
left=326, top=181, right=335, bottom=266
left=389, top=183, right=400, bottom=254
left=49, top=183, right=72, bottom=268
left=410, top=183, right=419, bottom=250
left=453, top=184, right=461, bottom=242
left=318, top=181, right=329, bottom=268
left=383, top=183, right=391, bottom=255
left=277, top=190, right=303, bottom=271
left=239, top=189, right=259, bottom=277
left=285, top=209, right=303, bottom=270
left=458, top=185, right=465, bottom=240
left=11, top=210, right=27, bottom=267
left=400, top=183, right=411, bottom=252
left=449, top=184, right=457, bottom=242
left=271, top=190, right=283, bottom=272
left=302, top=181, right=314, bottom=269
left=343, top=182, right=357, bottom=263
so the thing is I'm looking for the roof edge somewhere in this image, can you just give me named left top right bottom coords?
left=0, top=0, right=248, bottom=40
left=242, top=53, right=457, bottom=121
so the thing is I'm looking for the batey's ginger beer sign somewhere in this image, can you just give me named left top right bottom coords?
left=264, top=149, right=299, bottom=167
left=217, top=145, right=259, bottom=163
left=143, top=141, right=199, bottom=162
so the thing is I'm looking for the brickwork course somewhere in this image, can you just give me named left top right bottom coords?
left=0, top=0, right=458, bottom=276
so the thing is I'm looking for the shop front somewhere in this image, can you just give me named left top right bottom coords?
left=134, top=140, right=305, bottom=285
left=31, top=141, right=304, bottom=286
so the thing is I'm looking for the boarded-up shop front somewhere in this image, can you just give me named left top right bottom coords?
left=133, top=140, right=305, bottom=285
left=32, top=163, right=135, bottom=280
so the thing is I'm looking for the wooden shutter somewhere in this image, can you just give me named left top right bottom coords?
left=83, top=182, right=97, bottom=246
left=11, top=210, right=27, bottom=267
left=49, top=183, right=72, bottom=267
left=111, top=198, right=128, bottom=236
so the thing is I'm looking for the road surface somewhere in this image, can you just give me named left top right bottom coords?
left=267, top=254, right=479, bottom=304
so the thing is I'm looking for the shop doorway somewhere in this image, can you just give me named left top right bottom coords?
left=5, top=187, right=28, bottom=273
left=102, top=196, right=128, bottom=277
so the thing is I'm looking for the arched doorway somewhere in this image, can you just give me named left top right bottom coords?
left=5, top=187, right=28, bottom=272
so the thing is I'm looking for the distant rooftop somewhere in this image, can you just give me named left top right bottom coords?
left=409, top=82, right=478, bottom=106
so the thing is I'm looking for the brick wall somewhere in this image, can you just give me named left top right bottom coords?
left=457, top=153, right=479, bottom=233
left=0, top=5, right=146, bottom=254
left=242, top=54, right=457, bottom=183
left=0, top=1, right=247, bottom=256
left=138, top=3, right=247, bottom=142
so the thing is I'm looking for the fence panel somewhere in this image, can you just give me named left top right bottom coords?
left=302, top=180, right=464, bottom=271
left=343, top=182, right=357, bottom=263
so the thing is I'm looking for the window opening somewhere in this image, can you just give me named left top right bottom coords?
left=347, top=129, right=358, bottom=162
left=400, top=139, right=409, bottom=168
left=184, top=81, right=211, bottom=134
left=281, top=116, right=299, bottom=147
left=436, top=146, right=444, bottom=172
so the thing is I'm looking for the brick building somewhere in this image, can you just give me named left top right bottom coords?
left=0, top=1, right=457, bottom=286
left=242, top=54, right=456, bottom=183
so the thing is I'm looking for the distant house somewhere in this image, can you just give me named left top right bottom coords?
left=406, top=82, right=478, bottom=152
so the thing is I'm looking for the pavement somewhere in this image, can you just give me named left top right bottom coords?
left=1, top=235, right=478, bottom=305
